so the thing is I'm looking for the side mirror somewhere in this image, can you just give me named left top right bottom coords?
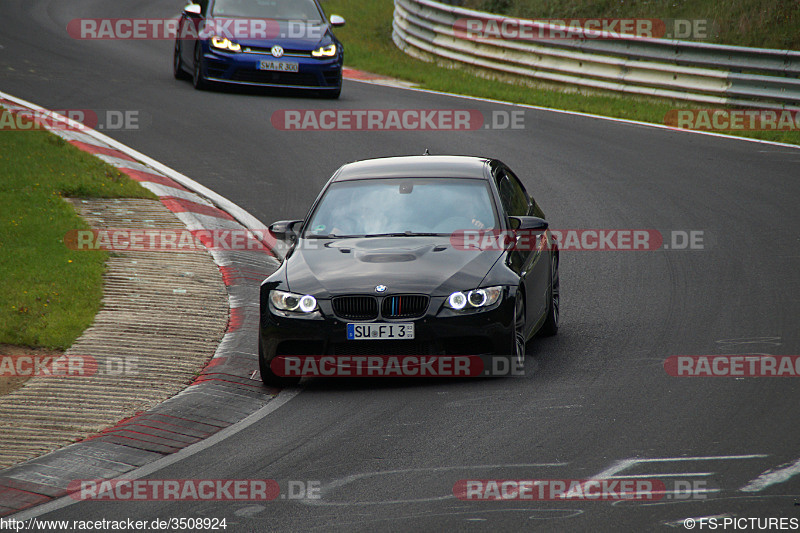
left=329, top=15, right=346, bottom=27
left=508, top=216, right=548, bottom=231
left=269, top=220, right=304, bottom=241
left=184, top=4, right=202, bottom=15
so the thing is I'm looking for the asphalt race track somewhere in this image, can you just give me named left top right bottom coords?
left=1, top=0, right=799, bottom=530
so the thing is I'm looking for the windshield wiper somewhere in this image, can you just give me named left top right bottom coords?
left=306, top=232, right=449, bottom=239
left=363, top=231, right=448, bottom=237
left=306, top=233, right=376, bottom=239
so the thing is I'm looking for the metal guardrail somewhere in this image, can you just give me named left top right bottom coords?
left=392, top=0, right=800, bottom=110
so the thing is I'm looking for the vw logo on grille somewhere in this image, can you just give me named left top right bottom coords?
left=270, top=45, right=284, bottom=58
left=375, top=285, right=387, bottom=293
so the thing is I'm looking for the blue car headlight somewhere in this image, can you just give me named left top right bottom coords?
left=311, top=44, right=337, bottom=57
left=211, top=36, right=241, bottom=52
left=445, top=286, right=503, bottom=310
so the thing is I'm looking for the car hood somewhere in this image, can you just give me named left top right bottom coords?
left=285, top=237, right=503, bottom=298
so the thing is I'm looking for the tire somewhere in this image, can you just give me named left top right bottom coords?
left=173, top=40, right=190, bottom=80
left=539, top=253, right=559, bottom=336
left=259, top=338, right=300, bottom=388
left=192, top=44, right=210, bottom=90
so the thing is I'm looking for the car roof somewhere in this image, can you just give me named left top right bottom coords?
left=331, top=155, right=492, bottom=182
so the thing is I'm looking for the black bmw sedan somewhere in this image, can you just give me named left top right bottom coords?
left=259, top=155, right=559, bottom=386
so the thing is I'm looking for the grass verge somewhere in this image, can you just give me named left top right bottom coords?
left=0, top=114, right=157, bottom=349
left=324, top=0, right=800, bottom=146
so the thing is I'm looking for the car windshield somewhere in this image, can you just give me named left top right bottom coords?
left=304, top=178, right=499, bottom=238
left=212, top=0, right=323, bottom=21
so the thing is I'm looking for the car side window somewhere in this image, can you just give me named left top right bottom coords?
left=507, top=169, right=546, bottom=218
left=197, top=0, right=210, bottom=15
left=497, top=169, right=529, bottom=217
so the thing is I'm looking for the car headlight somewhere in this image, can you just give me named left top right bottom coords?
left=270, top=290, right=318, bottom=313
left=445, top=286, right=503, bottom=310
left=211, top=36, right=241, bottom=52
left=312, top=44, right=337, bottom=57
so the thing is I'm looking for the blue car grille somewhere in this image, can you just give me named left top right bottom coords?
left=242, top=46, right=312, bottom=57
left=381, top=295, right=428, bottom=319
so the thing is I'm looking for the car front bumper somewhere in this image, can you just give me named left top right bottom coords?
left=202, top=47, right=342, bottom=90
left=259, top=291, right=517, bottom=364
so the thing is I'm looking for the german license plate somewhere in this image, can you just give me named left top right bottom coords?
left=257, top=60, right=298, bottom=72
left=347, top=323, right=415, bottom=340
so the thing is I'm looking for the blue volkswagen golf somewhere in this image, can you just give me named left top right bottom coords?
left=173, top=0, right=345, bottom=97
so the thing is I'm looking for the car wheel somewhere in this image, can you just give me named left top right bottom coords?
left=512, top=292, right=526, bottom=366
left=539, top=254, right=559, bottom=336
left=192, top=44, right=210, bottom=90
left=173, top=40, right=190, bottom=80
left=258, top=338, right=300, bottom=388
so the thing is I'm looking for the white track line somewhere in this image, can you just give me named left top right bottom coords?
left=740, top=456, right=800, bottom=492
left=593, top=455, right=769, bottom=479
left=10, top=388, right=302, bottom=520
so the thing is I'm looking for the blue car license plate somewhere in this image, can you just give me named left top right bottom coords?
left=258, top=60, right=298, bottom=72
